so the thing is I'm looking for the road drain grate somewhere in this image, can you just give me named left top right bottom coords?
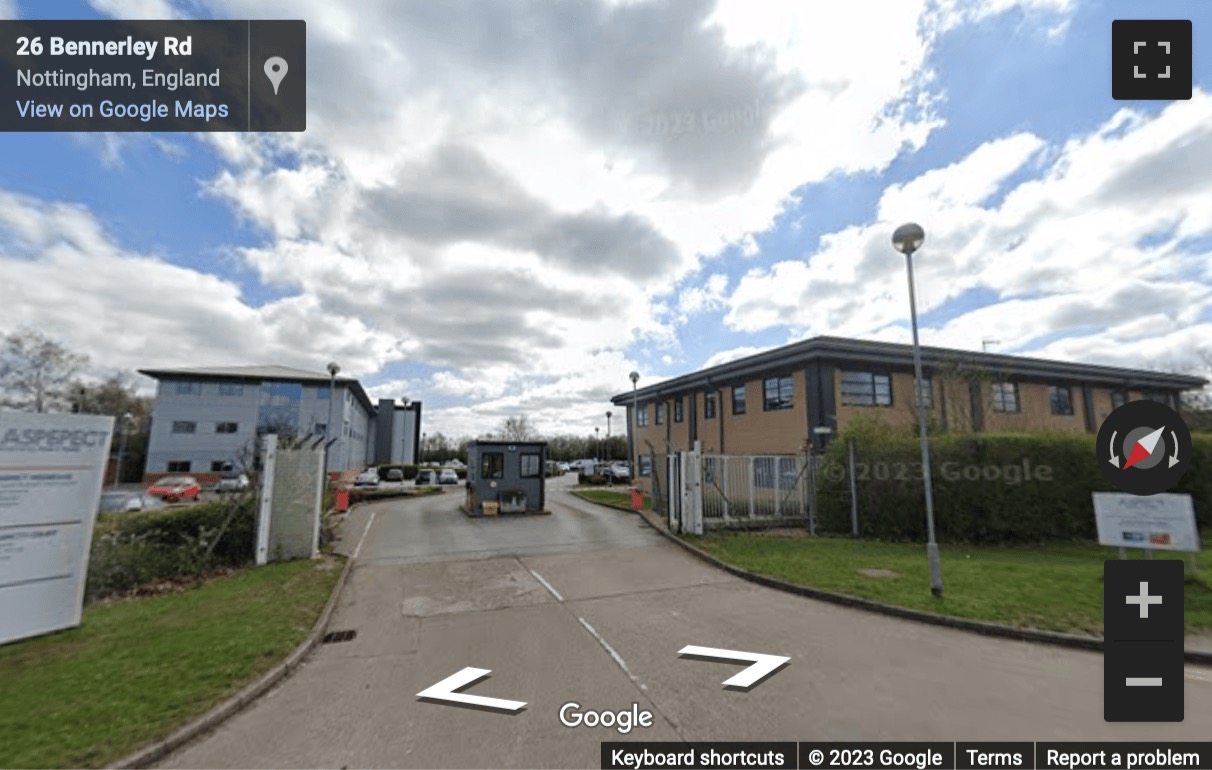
left=321, top=629, right=357, bottom=644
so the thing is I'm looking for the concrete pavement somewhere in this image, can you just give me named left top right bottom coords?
left=156, top=476, right=1212, bottom=769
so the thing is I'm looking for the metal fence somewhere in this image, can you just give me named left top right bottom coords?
left=665, top=442, right=813, bottom=533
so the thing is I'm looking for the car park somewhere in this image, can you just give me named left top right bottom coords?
left=603, top=463, right=631, bottom=482
left=415, top=469, right=438, bottom=486
left=354, top=469, right=380, bottom=487
left=213, top=472, right=250, bottom=493
left=438, top=468, right=459, bottom=485
left=147, top=476, right=201, bottom=503
left=98, top=490, right=145, bottom=513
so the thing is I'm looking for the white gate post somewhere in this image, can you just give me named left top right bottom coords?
left=256, top=433, right=278, bottom=566
left=747, top=456, right=756, bottom=520
left=688, top=441, right=703, bottom=535
left=310, top=447, right=324, bottom=558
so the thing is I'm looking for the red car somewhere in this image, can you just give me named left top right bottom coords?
left=147, top=476, right=202, bottom=503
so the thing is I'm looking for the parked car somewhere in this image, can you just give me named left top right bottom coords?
left=603, top=463, right=631, bottom=482
left=353, top=469, right=380, bottom=487
left=213, top=472, right=250, bottom=493
left=438, top=468, right=459, bottom=485
left=147, top=476, right=201, bottom=503
left=98, top=490, right=144, bottom=513
left=557, top=462, right=571, bottom=472
left=415, top=469, right=438, bottom=486
left=385, top=468, right=405, bottom=482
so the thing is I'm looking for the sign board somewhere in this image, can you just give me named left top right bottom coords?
left=0, top=412, right=114, bottom=645
left=1092, top=492, right=1200, bottom=553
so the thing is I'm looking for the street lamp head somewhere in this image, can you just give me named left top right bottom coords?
left=326, top=361, right=340, bottom=376
left=606, top=410, right=612, bottom=419
left=629, top=371, right=639, bottom=385
left=892, top=222, right=925, bottom=256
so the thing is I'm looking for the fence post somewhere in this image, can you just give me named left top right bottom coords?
left=807, top=447, right=817, bottom=536
left=255, top=433, right=277, bottom=566
left=847, top=437, right=859, bottom=537
left=690, top=441, right=703, bottom=535
left=747, top=457, right=755, bottom=520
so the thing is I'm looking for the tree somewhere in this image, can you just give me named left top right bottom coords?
left=73, top=373, right=154, bottom=483
left=497, top=415, right=537, bottom=441
left=0, top=328, right=89, bottom=413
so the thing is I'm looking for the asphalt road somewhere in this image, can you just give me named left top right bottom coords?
left=159, top=475, right=1212, bottom=769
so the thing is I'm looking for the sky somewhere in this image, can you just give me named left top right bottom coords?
left=2, top=0, right=1211, bottom=440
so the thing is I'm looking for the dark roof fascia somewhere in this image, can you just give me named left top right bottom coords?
left=467, top=439, right=549, bottom=448
left=610, top=336, right=1206, bottom=404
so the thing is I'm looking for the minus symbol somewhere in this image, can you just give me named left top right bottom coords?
left=1125, top=677, right=1163, bottom=686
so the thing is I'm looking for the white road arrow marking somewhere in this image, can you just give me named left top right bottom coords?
left=1169, top=430, right=1180, bottom=468
left=1109, top=430, right=1120, bottom=468
left=678, top=645, right=790, bottom=691
left=416, top=667, right=527, bottom=713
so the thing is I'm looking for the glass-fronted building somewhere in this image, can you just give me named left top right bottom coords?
left=138, top=365, right=422, bottom=481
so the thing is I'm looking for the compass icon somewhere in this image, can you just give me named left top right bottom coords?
left=1096, top=400, right=1192, bottom=495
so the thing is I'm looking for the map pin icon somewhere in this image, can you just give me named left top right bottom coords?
left=264, top=56, right=288, bottom=95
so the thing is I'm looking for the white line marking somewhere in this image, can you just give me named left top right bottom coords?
left=1126, top=677, right=1163, bottom=687
left=353, top=510, right=376, bottom=560
left=578, top=617, right=647, bottom=691
left=527, top=568, right=563, bottom=602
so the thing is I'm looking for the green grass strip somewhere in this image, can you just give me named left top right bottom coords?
left=0, top=557, right=342, bottom=769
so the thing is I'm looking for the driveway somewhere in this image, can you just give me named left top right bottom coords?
left=158, top=475, right=1212, bottom=768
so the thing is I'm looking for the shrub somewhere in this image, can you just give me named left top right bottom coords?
left=813, top=432, right=1212, bottom=544
left=85, top=496, right=257, bottom=600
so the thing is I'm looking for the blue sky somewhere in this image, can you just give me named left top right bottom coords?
left=2, top=0, right=1210, bottom=437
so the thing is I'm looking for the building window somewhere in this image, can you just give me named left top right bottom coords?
left=1049, top=385, right=1074, bottom=416
left=314, top=422, right=327, bottom=434
left=639, top=455, right=653, bottom=476
left=1142, top=389, right=1171, bottom=406
left=218, top=384, right=243, bottom=396
left=316, top=387, right=330, bottom=399
left=673, top=398, right=684, bottom=423
left=764, top=376, right=794, bottom=411
left=914, top=378, right=932, bottom=409
left=992, top=382, right=1020, bottom=413
left=636, top=404, right=648, bottom=427
left=175, top=381, right=203, bottom=396
left=216, top=422, right=239, bottom=433
left=704, top=392, right=717, bottom=419
left=481, top=452, right=504, bottom=479
left=732, top=384, right=746, bottom=415
left=520, top=453, right=541, bottom=478
left=171, top=421, right=196, bottom=434
left=655, top=403, right=665, bottom=425
left=210, top=461, right=227, bottom=472
left=840, top=371, right=893, bottom=407
left=1111, top=390, right=1127, bottom=409
left=166, top=461, right=191, bottom=472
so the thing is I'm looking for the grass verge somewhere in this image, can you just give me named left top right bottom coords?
left=687, top=532, right=1212, bottom=636
left=572, top=489, right=650, bottom=510
left=0, top=557, right=343, bottom=769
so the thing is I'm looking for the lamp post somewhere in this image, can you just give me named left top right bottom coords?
left=112, top=412, right=133, bottom=489
left=421, top=432, right=427, bottom=465
left=892, top=222, right=942, bottom=598
left=326, top=362, right=340, bottom=473
left=629, top=371, right=639, bottom=473
left=594, top=427, right=600, bottom=462
left=605, top=411, right=612, bottom=460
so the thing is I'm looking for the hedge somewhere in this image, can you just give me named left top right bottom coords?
left=813, top=431, right=1212, bottom=544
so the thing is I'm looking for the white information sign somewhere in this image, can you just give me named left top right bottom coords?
left=1092, top=492, right=1201, bottom=553
left=0, top=412, right=113, bottom=645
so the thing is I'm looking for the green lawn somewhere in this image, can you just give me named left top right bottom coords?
left=0, top=557, right=343, bottom=769
left=688, top=533, right=1212, bottom=636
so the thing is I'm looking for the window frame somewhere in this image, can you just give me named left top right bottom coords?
left=991, top=381, right=1020, bottom=413
left=218, top=383, right=244, bottom=397
left=638, top=455, right=653, bottom=476
left=731, top=384, right=747, bottom=415
left=840, top=371, right=893, bottom=407
left=519, top=453, right=541, bottom=478
left=673, top=398, right=684, bottom=423
left=171, top=420, right=197, bottom=434
left=166, top=461, right=191, bottom=472
left=481, top=451, right=505, bottom=479
left=215, top=421, right=239, bottom=434
left=763, top=375, right=794, bottom=411
left=703, top=391, right=717, bottom=420
left=175, top=381, right=203, bottom=396
left=636, top=404, right=648, bottom=427
left=1049, top=385, right=1074, bottom=416
left=1111, top=390, right=1127, bottom=409
left=655, top=402, right=665, bottom=425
